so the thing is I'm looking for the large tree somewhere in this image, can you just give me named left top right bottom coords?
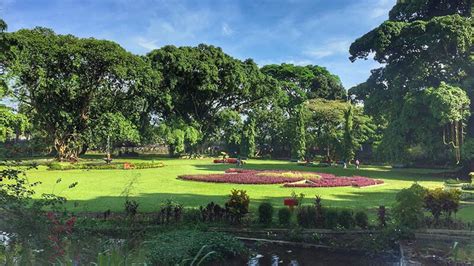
left=2, top=28, right=157, bottom=160
left=261, top=64, right=346, bottom=109
left=349, top=0, right=473, bottom=163
left=305, top=99, right=377, bottom=162
left=147, top=44, right=279, bottom=150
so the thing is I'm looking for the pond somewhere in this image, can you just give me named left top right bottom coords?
left=216, top=241, right=401, bottom=266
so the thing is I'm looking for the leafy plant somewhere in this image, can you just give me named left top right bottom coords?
left=225, top=189, right=250, bottom=224
left=324, top=208, right=339, bottom=229
left=393, top=183, right=426, bottom=228
left=338, top=210, right=355, bottom=229
left=296, top=206, right=316, bottom=228
left=278, top=207, right=292, bottom=227
left=258, top=202, right=274, bottom=226
left=354, top=211, right=369, bottom=229
left=124, top=200, right=139, bottom=217
left=146, top=230, right=246, bottom=265
left=424, top=188, right=461, bottom=222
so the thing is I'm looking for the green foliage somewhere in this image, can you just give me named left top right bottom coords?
left=291, top=104, right=307, bottom=160
left=324, top=208, right=339, bottom=229
left=147, top=44, right=277, bottom=149
left=47, top=161, right=164, bottom=170
left=354, top=211, right=369, bottom=229
left=349, top=0, right=473, bottom=163
left=157, top=120, right=202, bottom=157
left=5, top=28, right=155, bottom=161
left=257, top=202, right=274, bottom=226
left=461, top=183, right=474, bottom=190
left=146, top=230, right=246, bottom=266
left=0, top=165, right=75, bottom=259
left=124, top=199, right=139, bottom=217
left=296, top=206, right=317, bottom=228
left=461, top=138, right=474, bottom=161
left=261, top=63, right=346, bottom=106
left=241, top=117, right=256, bottom=158
left=337, top=210, right=355, bottom=229
left=183, top=208, right=202, bottom=224
left=278, top=207, right=292, bottom=226
left=0, top=106, right=29, bottom=142
left=225, top=189, right=250, bottom=223
left=424, top=187, right=461, bottom=221
left=393, top=183, right=427, bottom=228
left=305, top=99, right=377, bottom=161
left=88, top=112, right=140, bottom=151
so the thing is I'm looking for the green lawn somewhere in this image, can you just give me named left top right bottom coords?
left=5, top=155, right=474, bottom=222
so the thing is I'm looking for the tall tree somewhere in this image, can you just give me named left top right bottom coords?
left=261, top=64, right=346, bottom=109
left=291, top=104, right=307, bottom=161
left=3, top=28, right=156, bottom=160
left=349, top=0, right=473, bottom=163
left=241, top=117, right=256, bottom=158
left=147, top=44, right=278, bottom=150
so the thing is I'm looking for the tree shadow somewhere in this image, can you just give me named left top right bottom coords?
left=63, top=189, right=402, bottom=214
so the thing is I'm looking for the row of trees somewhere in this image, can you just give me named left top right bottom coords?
left=0, top=19, right=362, bottom=161
left=1, top=0, right=473, bottom=166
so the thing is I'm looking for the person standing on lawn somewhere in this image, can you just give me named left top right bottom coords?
left=355, top=159, right=360, bottom=169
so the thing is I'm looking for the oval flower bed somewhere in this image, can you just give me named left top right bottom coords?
left=178, top=169, right=383, bottom=187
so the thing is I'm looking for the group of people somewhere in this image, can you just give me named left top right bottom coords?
left=343, top=159, right=360, bottom=169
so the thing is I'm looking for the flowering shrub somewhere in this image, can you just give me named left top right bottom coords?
left=213, top=158, right=238, bottom=164
left=46, top=212, right=76, bottom=262
left=178, top=169, right=383, bottom=188
left=284, top=176, right=384, bottom=188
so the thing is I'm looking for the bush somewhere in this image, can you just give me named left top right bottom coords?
left=278, top=208, right=292, bottom=226
left=393, top=183, right=426, bottom=228
left=183, top=208, right=202, bottom=223
left=378, top=205, right=387, bottom=227
left=146, top=230, right=246, bottom=265
left=338, top=210, right=354, bottom=229
left=424, top=188, right=461, bottom=221
left=324, top=208, right=339, bottom=229
left=462, top=183, right=474, bottom=191
left=258, top=202, right=274, bottom=226
left=296, top=206, right=316, bottom=228
left=47, top=161, right=164, bottom=170
left=225, top=189, right=250, bottom=224
left=445, top=178, right=462, bottom=185
left=354, top=211, right=369, bottom=229
left=124, top=199, right=139, bottom=217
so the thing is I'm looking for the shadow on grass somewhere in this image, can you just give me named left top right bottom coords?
left=63, top=189, right=402, bottom=214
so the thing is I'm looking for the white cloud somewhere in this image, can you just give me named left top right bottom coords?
left=304, top=39, right=351, bottom=59
left=221, top=23, right=233, bottom=36
left=136, top=37, right=159, bottom=51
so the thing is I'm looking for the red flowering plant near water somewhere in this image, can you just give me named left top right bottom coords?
left=46, top=211, right=77, bottom=262
left=178, top=169, right=383, bottom=188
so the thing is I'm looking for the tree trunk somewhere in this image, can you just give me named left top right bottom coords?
left=54, top=135, right=80, bottom=162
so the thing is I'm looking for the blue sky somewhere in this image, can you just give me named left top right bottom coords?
left=1, top=0, right=395, bottom=88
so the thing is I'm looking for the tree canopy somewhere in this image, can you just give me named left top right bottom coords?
left=2, top=27, right=157, bottom=160
left=349, top=0, right=473, bottom=163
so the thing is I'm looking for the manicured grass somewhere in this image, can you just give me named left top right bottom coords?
left=4, top=155, right=473, bottom=222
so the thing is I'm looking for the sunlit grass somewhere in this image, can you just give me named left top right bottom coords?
left=2, top=155, right=471, bottom=223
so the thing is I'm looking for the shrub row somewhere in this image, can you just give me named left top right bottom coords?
left=48, top=161, right=164, bottom=170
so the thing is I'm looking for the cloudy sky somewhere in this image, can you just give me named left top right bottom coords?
left=1, top=0, right=395, bottom=88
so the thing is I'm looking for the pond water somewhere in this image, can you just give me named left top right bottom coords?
left=215, top=242, right=401, bottom=266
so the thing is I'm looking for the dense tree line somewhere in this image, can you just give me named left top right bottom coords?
left=1, top=0, right=472, bottom=167
left=349, top=0, right=473, bottom=165
left=0, top=19, right=356, bottom=161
